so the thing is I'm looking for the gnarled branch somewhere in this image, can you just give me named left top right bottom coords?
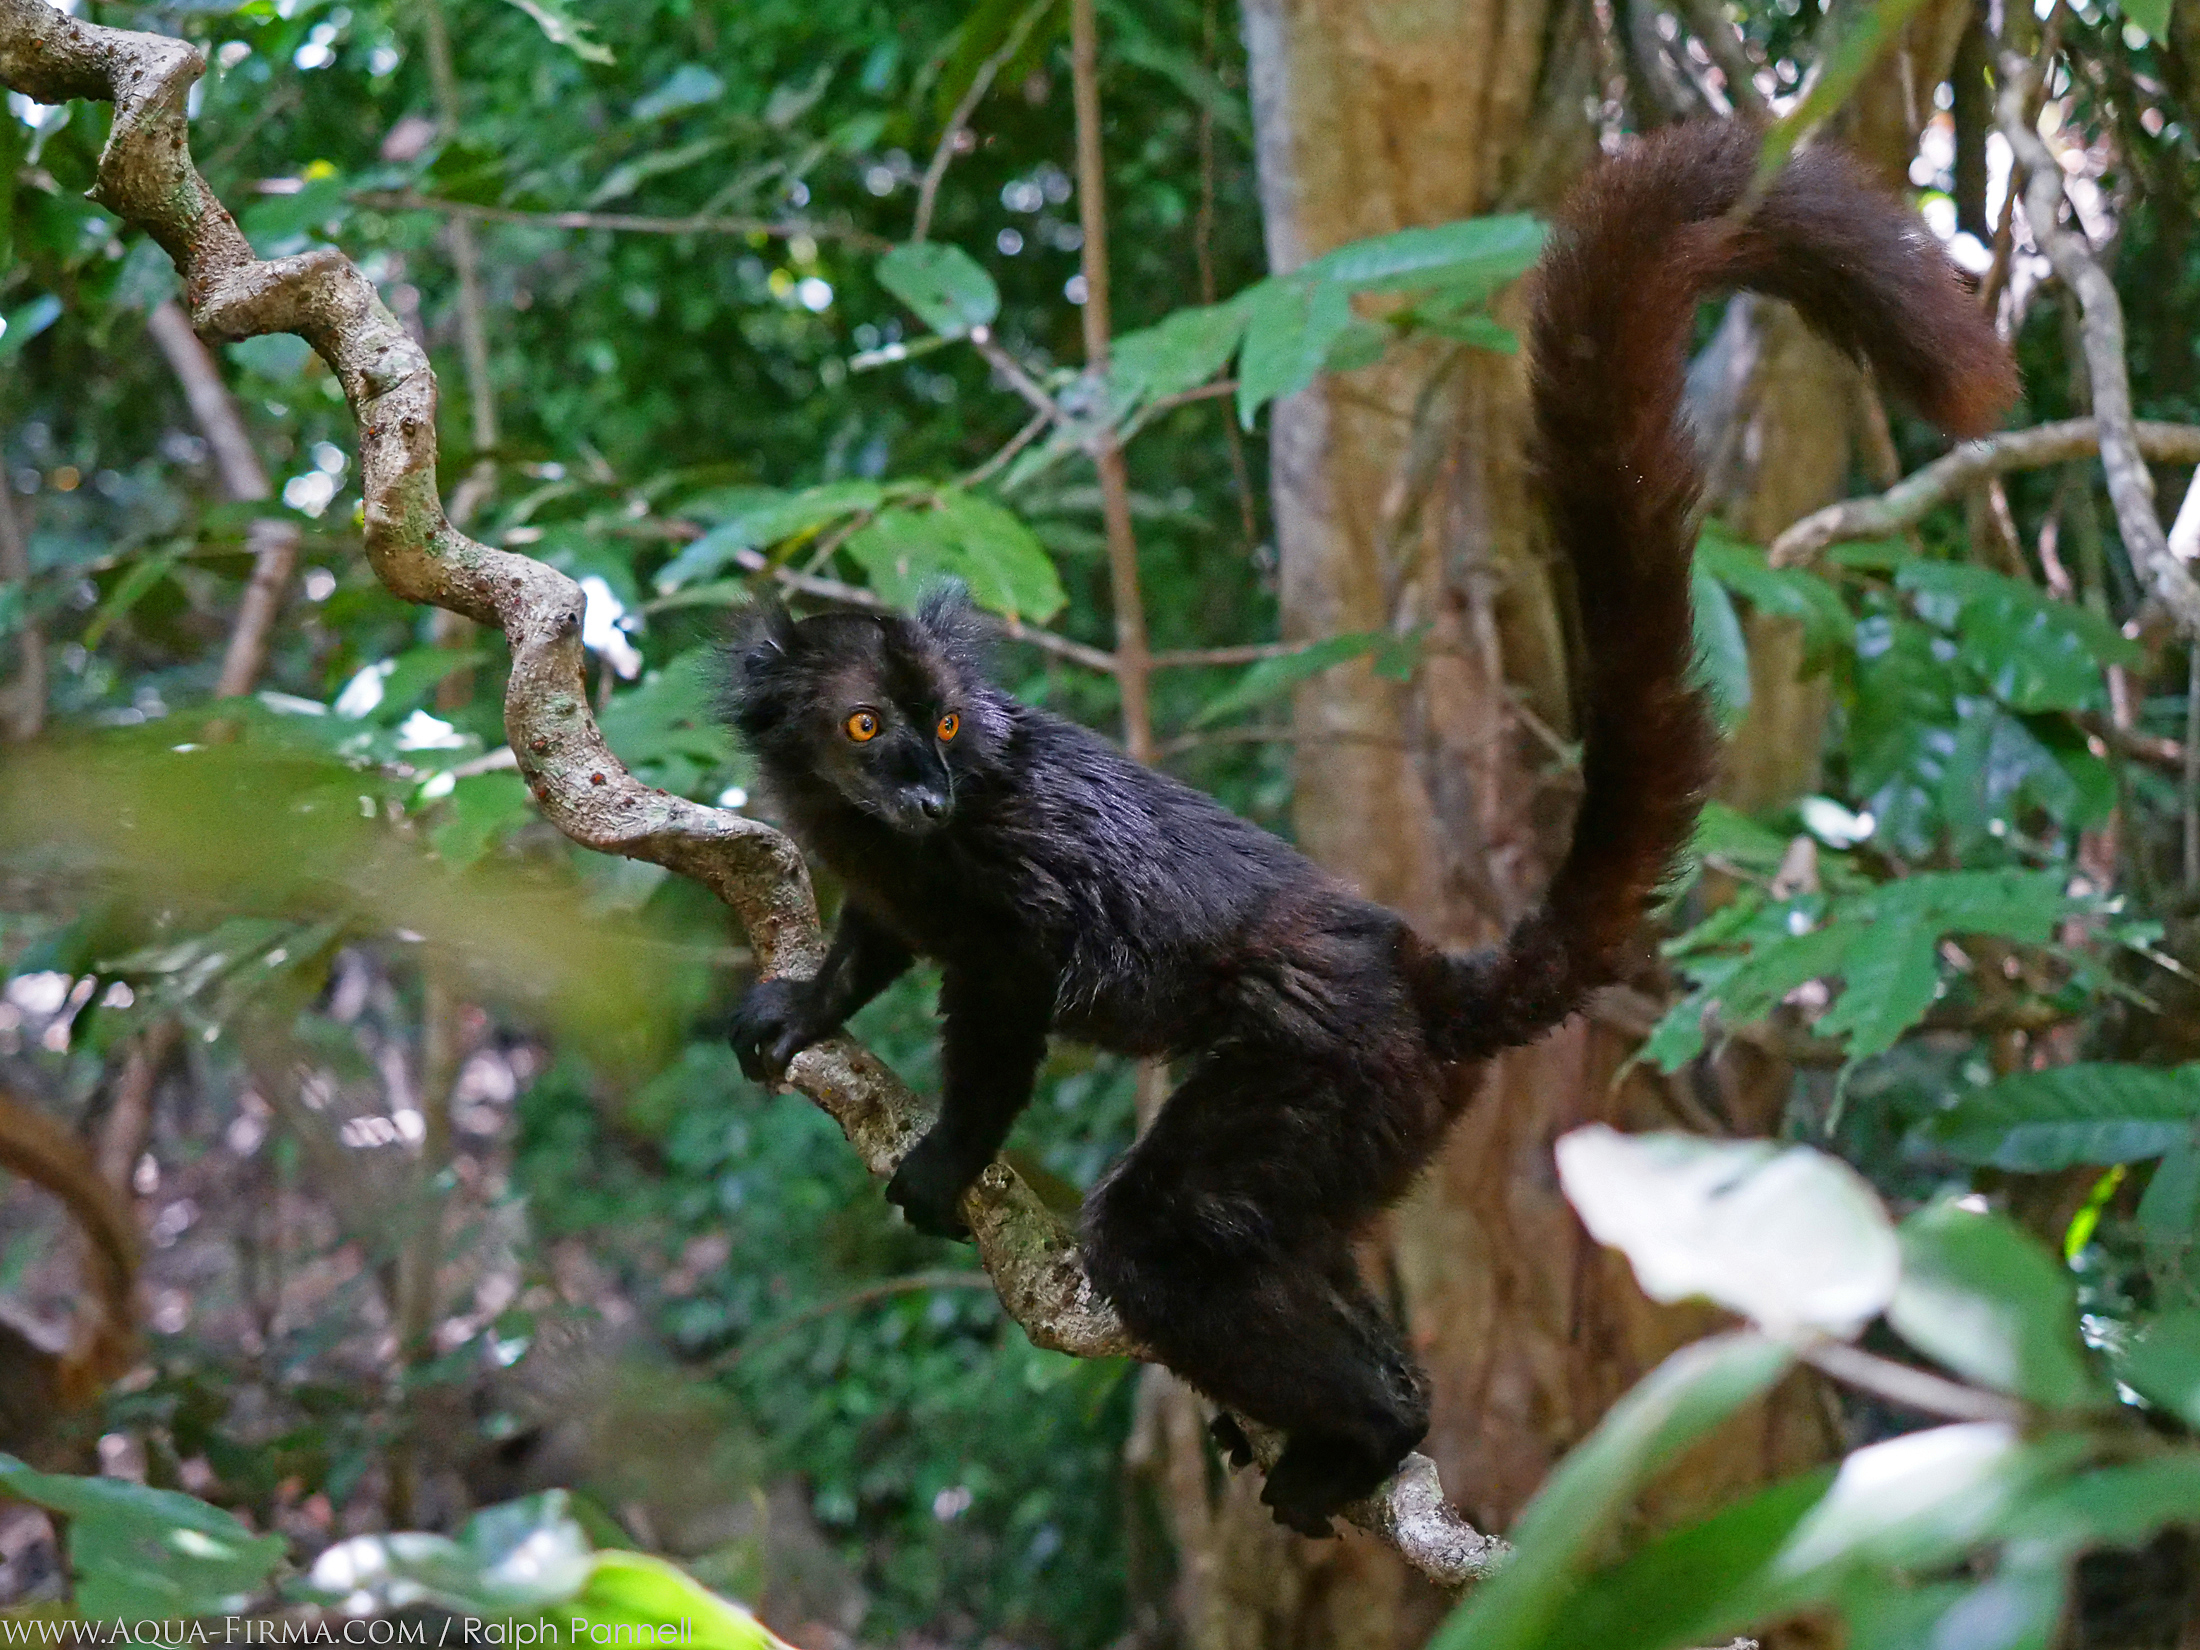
left=0, top=0, right=1505, bottom=1587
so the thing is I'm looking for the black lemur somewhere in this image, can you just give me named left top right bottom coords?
left=722, top=121, right=2017, bottom=1536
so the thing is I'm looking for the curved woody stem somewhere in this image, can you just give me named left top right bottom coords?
left=0, top=0, right=1505, bottom=1587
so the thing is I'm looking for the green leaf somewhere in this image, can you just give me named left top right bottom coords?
left=0, top=1454, right=288, bottom=1619
left=0, top=293, right=63, bottom=367
left=1235, top=277, right=1352, bottom=429
left=1898, top=561, right=2137, bottom=713
left=1298, top=214, right=1545, bottom=296
left=299, top=1492, right=595, bottom=1616
left=2137, top=1148, right=2200, bottom=1307
left=1809, top=912, right=1939, bottom=1060
left=1754, top=0, right=1938, bottom=187
left=1430, top=1333, right=1795, bottom=1650
left=599, top=649, right=739, bottom=794
left=1538, top=1469, right=1836, bottom=1650
left=1887, top=1202, right=2107, bottom=1410
left=1844, top=1562, right=2064, bottom=1650
left=498, top=0, right=614, bottom=63
left=430, top=773, right=536, bottom=873
left=842, top=493, right=1064, bottom=622
left=1994, top=1454, right=2200, bottom=1547
left=1696, top=527, right=1855, bottom=669
left=657, top=482, right=886, bottom=591
left=83, top=547, right=185, bottom=651
left=877, top=243, right=1001, bottom=340
left=1691, top=567, right=1751, bottom=728
left=2118, top=1311, right=2200, bottom=1428
left=1920, top=1064, right=2200, bottom=1171
left=559, top=1551, right=794, bottom=1649
left=238, top=171, right=352, bottom=258
left=1109, top=296, right=1253, bottom=409
left=1555, top=1129, right=1899, bottom=1337
left=1190, top=632, right=1387, bottom=728
left=2124, top=0, right=2174, bottom=40
left=632, top=64, right=725, bottom=121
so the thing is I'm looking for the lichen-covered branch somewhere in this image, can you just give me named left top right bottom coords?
left=0, top=0, right=1503, bottom=1586
left=1769, top=417, right=2200, bottom=567
left=1999, top=50, right=2200, bottom=634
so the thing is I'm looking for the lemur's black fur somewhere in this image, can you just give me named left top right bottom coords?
left=721, top=122, right=2017, bottom=1536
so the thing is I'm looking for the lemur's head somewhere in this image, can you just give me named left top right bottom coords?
left=724, top=587, right=1009, bottom=835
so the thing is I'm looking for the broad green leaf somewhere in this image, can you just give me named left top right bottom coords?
left=1109, top=296, right=1253, bottom=408
left=877, top=243, right=1001, bottom=340
left=1844, top=1562, right=2065, bottom=1650
left=1190, top=632, right=1386, bottom=728
left=1537, top=1469, right=1835, bottom=1650
left=1555, top=1129, right=1899, bottom=1337
left=498, top=0, right=614, bottom=63
left=633, top=64, right=725, bottom=121
left=1920, top=1064, right=2200, bottom=1171
left=1430, top=1333, right=1794, bottom=1650
left=929, top=490, right=1068, bottom=622
left=559, top=1551, right=795, bottom=1649
left=1235, top=277, right=1352, bottom=429
left=600, top=649, right=738, bottom=794
left=1994, top=1454, right=2200, bottom=1546
left=430, top=772, right=537, bottom=873
left=1899, top=561, right=2138, bottom=712
left=1690, top=802, right=1796, bottom=877
left=1887, top=1202, right=2108, bottom=1410
left=2124, top=0, right=2174, bottom=41
left=933, top=0, right=1067, bottom=122
left=1810, top=913, right=1938, bottom=1060
left=2118, top=1311, right=2200, bottom=1429
left=2138, top=1147, right=2200, bottom=1307
left=0, top=1454, right=288, bottom=1619
left=1320, top=317, right=1390, bottom=376
left=588, top=136, right=730, bottom=208
left=1299, top=214, right=1545, bottom=296
left=1690, top=567, right=1751, bottom=728
left=238, top=171, right=352, bottom=258
left=843, top=494, right=1064, bottom=622
left=658, top=482, right=886, bottom=591
left=1696, top=528, right=1854, bottom=668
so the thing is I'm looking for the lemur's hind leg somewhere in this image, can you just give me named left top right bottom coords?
left=1081, top=1049, right=1430, bottom=1536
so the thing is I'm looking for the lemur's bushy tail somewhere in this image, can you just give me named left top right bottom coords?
left=1419, top=121, right=2017, bottom=1064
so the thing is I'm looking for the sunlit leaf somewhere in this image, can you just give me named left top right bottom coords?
left=1555, top=1128, right=1899, bottom=1337
left=559, top=1551, right=797, bottom=1649
left=877, top=243, right=1001, bottom=340
left=498, top=0, right=614, bottom=64
left=1235, top=276, right=1351, bottom=428
left=1690, top=567, right=1750, bottom=729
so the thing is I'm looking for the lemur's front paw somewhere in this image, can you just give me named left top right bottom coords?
left=726, top=978, right=824, bottom=1085
left=884, top=1132, right=977, bottom=1240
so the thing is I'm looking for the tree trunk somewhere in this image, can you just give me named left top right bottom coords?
left=1146, top=5, right=1975, bottom=1646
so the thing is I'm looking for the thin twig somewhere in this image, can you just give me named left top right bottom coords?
left=969, top=328, right=1063, bottom=423
left=1799, top=1340, right=2026, bottom=1426
left=1672, top=0, right=1772, bottom=119
left=912, top=0, right=1052, bottom=244
left=0, top=469, right=44, bottom=742
left=146, top=299, right=303, bottom=697
left=0, top=3, right=1501, bottom=1581
left=1770, top=419, right=2200, bottom=567
left=1070, top=0, right=1153, bottom=764
left=350, top=191, right=890, bottom=252
left=958, top=407, right=1051, bottom=490
left=2001, top=49, right=2200, bottom=634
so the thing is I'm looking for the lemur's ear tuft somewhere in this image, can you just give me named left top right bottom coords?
left=719, top=597, right=806, bottom=732
left=914, top=580, right=995, bottom=673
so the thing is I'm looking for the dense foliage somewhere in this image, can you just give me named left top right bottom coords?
left=8, top=0, right=2200, bottom=1645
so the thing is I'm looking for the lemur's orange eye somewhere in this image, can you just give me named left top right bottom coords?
left=937, top=712, right=960, bottom=742
left=845, top=710, right=880, bottom=742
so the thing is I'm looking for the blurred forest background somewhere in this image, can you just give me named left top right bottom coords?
left=7, top=0, right=2200, bottom=1645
